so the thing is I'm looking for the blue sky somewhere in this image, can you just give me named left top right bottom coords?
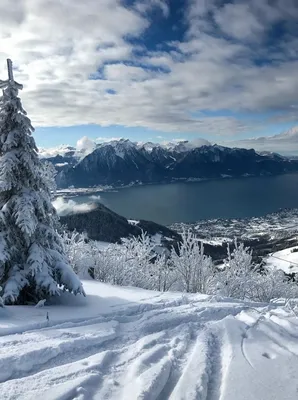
left=34, top=120, right=297, bottom=149
left=1, top=0, right=298, bottom=150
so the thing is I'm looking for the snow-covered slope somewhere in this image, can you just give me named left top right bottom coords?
left=266, top=246, right=298, bottom=274
left=1, top=280, right=298, bottom=400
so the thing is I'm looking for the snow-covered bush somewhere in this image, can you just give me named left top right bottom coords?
left=120, top=233, right=176, bottom=290
left=61, top=227, right=298, bottom=302
left=93, top=243, right=116, bottom=283
left=94, top=233, right=176, bottom=291
left=170, top=230, right=214, bottom=293
left=210, top=240, right=298, bottom=301
left=63, top=231, right=177, bottom=291
left=212, top=240, right=255, bottom=299
left=155, top=256, right=177, bottom=292
left=61, top=231, right=94, bottom=278
left=0, top=60, right=84, bottom=304
left=249, top=268, right=298, bottom=302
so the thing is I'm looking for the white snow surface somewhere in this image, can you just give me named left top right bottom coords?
left=1, top=280, right=298, bottom=400
left=54, top=162, right=69, bottom=167
left=128, top=219, right=140, bottom=226
left=266, top=246, right=298, bottom=274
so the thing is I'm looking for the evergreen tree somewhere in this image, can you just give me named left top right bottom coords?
left=0, top=59, right=84, bottom=304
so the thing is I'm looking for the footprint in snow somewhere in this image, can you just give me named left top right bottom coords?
left=262, top=352, right=276, bottom=359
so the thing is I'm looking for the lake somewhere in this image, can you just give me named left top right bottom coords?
left=68, top=174, right=298, bottom=226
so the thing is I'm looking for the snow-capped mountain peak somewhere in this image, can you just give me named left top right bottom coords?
left=39, top=137, right=212, bottom=160
left=161, top=138, right=212, bottom=153
left=104, top=138, right=136, bottom=148
left=98, top=138, right=137, bottom=159
left=139, top=141, right=164, bottom=153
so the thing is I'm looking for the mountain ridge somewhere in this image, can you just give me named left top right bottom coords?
left=60, top=202, right=181, bottom=246
left=48, top=139, right=298, bottom=188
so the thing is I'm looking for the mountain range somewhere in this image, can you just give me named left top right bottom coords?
left=41, top=137, right=298, bottom=188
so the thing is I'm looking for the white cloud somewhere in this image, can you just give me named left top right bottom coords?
left=214, top=3, right=264, bottom=41
left=53, top=197, right=97, bottom=216
left=38, top=144, right=75, bottom=158
left=1, top=0, right=298, bottom=139
left=223, top=126, right=298, bottom=156
left=96, top=137, right=123, bottom=143
left=88, top=195, right=101, bottom=201
left=104, top=64, right=151, bottom=82
left=171, top=138, right=187, bottom=143
left=76, top=136, right=96, bottom=155
left=189, top=138, right=212, bottom=147
left=135, top=0, right=170, bottom=18
left=162, top=137, right=212, bottom=149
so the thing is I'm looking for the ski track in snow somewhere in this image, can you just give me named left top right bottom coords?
left=1, top=282, right=298, bottom=400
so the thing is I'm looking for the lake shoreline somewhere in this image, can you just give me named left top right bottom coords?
left=56, top=171, right=298, bottom=198
left=55, top=173, right=298, bottom=225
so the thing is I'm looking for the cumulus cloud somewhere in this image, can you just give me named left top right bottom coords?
left=53, top=197, right=97, bottom=216
left=76, top=136, right=96, bottom=155
left=1, top=0, right=298, bottom=138
left=96, top=137, right=123, bottom=143
left=189, top=138, right=212, bottom=147
left=224, top=126, right=298, bottom=156
left=88, top=194, right=102, bottom=201
left=135, top=0, right=170, bottom=18
left=214, top=3, right=264, bottom=41
left=38, top=144, right=75, bottom=158
left=162, top=137, right=212, bottom=149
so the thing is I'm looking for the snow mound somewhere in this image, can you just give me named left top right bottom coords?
left=0, top=281, right=298, bottom=400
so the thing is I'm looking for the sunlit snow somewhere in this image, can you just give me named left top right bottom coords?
left=1, top=281, right=298, bottom=400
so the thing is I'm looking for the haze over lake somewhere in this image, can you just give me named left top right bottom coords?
left=68, top=174, right=298, bottom=226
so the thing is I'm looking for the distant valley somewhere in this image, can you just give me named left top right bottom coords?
left=59, top=200, right=298, bottom=268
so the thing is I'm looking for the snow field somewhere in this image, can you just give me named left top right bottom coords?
left=0, top=281, right=298, bottom=399
left=266, top=246, right=298, bottom=274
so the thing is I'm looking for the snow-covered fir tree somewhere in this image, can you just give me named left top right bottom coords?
left=0, top=59, right=84, bottom=304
